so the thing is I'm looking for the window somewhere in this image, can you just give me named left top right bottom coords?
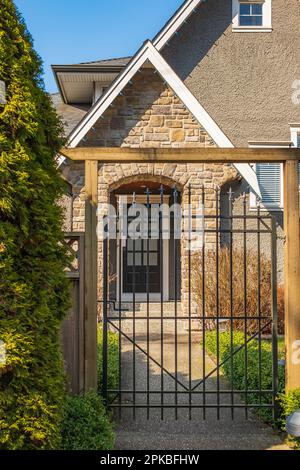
left=249, top=143, right=285, bottom=210
left=239, top=3, right=263, bottom=26
left=232, top=0, right=272, bottom=32
left=256, top=163, right=282, bottom=208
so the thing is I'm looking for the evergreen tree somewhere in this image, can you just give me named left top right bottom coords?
left=0, top=0, right=69, bottom=449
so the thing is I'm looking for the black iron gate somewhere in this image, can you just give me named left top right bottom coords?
left=102, top=186, right=278, bottom=420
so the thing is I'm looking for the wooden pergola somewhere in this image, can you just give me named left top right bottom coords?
left=60, top=146, right=300, bottom=393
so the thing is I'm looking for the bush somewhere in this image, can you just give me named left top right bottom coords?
left=98, top=329, right=119, bottom=393
left=61, top=392, right=115, bottom=450
left=278, top=390, right=300, bottom=450
left=205, top=331, right=285, bottom=422
left=192, top=248, right=284, bottom=335
left=0, top=1, right=69, bottom=449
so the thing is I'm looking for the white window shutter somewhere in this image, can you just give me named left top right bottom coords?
left=256, top=163, right=281, bottom=207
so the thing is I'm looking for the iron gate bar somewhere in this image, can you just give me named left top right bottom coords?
left=160, top=185, right=164, bottom=420
left=173, top=187, right=179, bottom=420
left=108, top=389, right=274, bottom=394
left=146, top=188, right=150, bottom=420
left=107, top=316, right=272, bottom=320
left=108, top=404, right=275, bottom=409
left=216, top=187, right=220, bottom=420
left=132, top=210, right=136, bottom=420
left=118, top=211, right=122, bottom=419
left=229, top=188, right=234, bottom=420
left=107, top=319, right=190, bottom=391
left=257, top=204, right=262, bottom=416
left=102, top=237, right=108, bottom=405
left=202, top=187, right=206, bottom=420
left=191, top=320, right=273, bottom=392
left=188, top=185, right=192, bottom=420
left=243, top=194, right=248, bottom=419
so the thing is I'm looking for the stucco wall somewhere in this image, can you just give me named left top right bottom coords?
left=162, top=0, right=300, bottom=146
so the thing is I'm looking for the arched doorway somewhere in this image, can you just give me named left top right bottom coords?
left=108, top=178, right=181, bottom=304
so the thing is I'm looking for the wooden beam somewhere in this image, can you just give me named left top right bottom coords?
left=284, top=160, right=300, bottom=391
left=84, top=160, right=98, bottom=392
left=60, top=147, right=300, bottom=163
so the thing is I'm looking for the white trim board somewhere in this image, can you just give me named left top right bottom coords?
left=153, top=0, right=203, bottom=51
left=65, top=40, right=261, bottom=197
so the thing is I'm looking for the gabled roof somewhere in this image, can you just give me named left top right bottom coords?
left=153, top=0, right=203, bottom=50
left=68, top=40, right=233, bottom=148
left=76, top=57, right=132, bottom=67
left=65, top=40, right=261, bottom=196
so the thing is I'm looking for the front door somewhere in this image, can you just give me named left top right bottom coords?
left=123, top=238, right=161, bottom=294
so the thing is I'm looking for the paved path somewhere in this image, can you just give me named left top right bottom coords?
left=114, top=332, right=289, bottom=450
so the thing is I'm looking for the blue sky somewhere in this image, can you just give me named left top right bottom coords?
left=14, top=0, right=183, bottom=93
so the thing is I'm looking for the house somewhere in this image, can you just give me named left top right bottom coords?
left=52, top=0, right=300, bottom=312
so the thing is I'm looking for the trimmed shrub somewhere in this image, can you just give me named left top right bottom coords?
left=205, top=331, right=285, bottom=422
left=0, top=1, right=69, bottom=449
left=278, top=390, right=300, bottom=450
left=192, top=248, right=284, bottom=335
left=61, top=392, right=115, bottom=450
left=98, top=329, right=119, bottom=393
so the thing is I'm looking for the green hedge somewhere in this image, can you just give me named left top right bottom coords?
left=61, top=392, right=115, bottom=450
left=278, top=390, right=300, bottom=450
left=205, top=331, right=285, bottom=421
left=97, top=329, right=119, bottom=393
left=0, top=1, right=69, bottom=449
left=59, top=330, right=119, bottom=451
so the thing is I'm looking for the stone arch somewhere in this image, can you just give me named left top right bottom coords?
left=108, top=172, right=185, bottom=194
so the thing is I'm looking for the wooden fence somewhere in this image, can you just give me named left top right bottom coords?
left=62, top=233, right=85, bottom=394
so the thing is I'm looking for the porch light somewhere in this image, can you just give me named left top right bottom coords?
left=286, top=410, right=300, bottom=437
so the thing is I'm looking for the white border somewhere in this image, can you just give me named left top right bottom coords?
left=232, top=0, right=272, bottom=33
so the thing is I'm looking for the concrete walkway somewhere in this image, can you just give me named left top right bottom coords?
left=114, top=331, right=289, bottom=450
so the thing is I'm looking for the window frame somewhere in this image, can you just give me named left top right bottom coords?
left=239, top=3, right=263, bottom=27
left=232, top=0, right=272, bottom=33
left=249, top=143, right=285, bottom=212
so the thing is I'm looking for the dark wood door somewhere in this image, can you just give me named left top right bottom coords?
left=123, top=238, right=161, bottom=294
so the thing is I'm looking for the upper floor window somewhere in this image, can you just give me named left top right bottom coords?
left=239, top=3, right=263, bottom=26
left=232, top=0, right=272, bottom=32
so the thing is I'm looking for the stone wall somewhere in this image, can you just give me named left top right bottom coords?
left=80, top=68, right=216, bottom=149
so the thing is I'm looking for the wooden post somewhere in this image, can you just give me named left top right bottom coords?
left=84, top=160, right=98, bottom=392
left=284, top=160, right=300, bottom=391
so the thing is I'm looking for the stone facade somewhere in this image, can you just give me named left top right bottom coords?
left=81, top=69, right=216, bottom=149
left=62, top=68, right=239, bottom=313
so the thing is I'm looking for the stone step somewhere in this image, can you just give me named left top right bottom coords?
left=108, top=318, right=202, bottom=334
left=111, top=302, right=182, bottom=314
